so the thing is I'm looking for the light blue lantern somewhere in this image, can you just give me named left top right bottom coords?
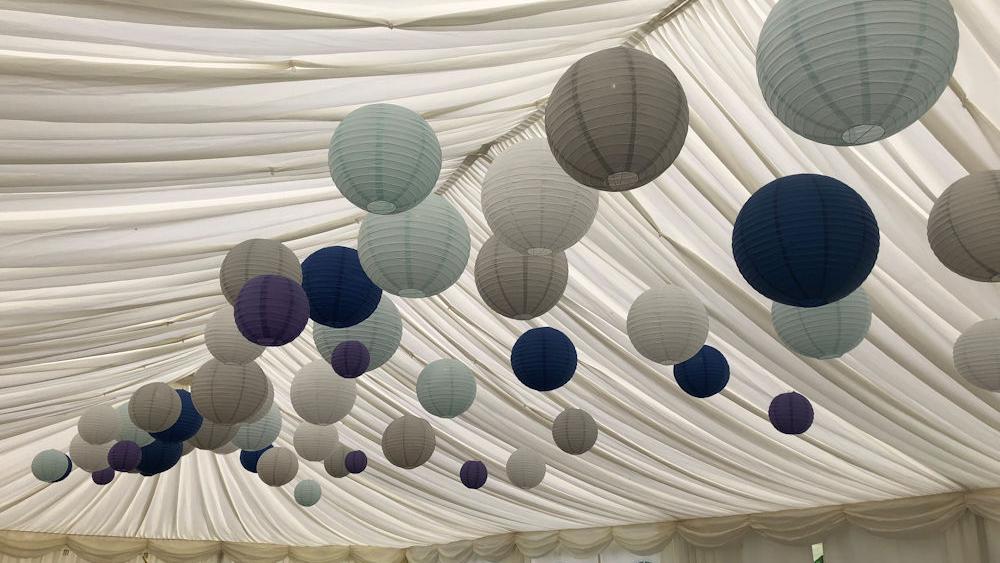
left=416, top=359, right=477, bottom=418
left=771, top=288, right=872, bottom=359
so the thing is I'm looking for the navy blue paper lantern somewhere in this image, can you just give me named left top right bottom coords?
left=769, top=392, right=815, bottom=435
left=732, top=174, right=879, bottom=307
left=151, top=390, right=203, bottom=443
left=345, top=450, right=368, bottom=474
left=91, top=467, right=115, bottom=485
left=239, top=445, right=273, bottom=473
left=137, top=440, right=183, bottom=476
left=302, top=247, right=382, bottom=328
left=460, top=460, right=488, bottom=489
left=510, top=327, right=577, bottom=391
left=673, top=345, right=730, bottom=398
left=107, top=440, right=142, bottom=472
left=234, top=274, right=310, bottom=346
left=331, top=340, right=370, bottom=379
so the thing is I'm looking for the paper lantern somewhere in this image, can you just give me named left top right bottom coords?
left=54, top=461, right=72, bottom=482
left=928, top=171, right=1000, bottom=282
left=245, top=376, right=274, bottom=424
left=345, top=451, right=368, bottom=474
left=328, top=103, right=441, bottom=214
left=116, top=405, right=154, bottom=447
left=313, top=295, right=402, bottom=371
left=769, top=392, right=815, bottom=435
left=232, top=404, right=281, bottom=452
left=301, top=246, right=382, bottom=329
left=627, top=286, right=709, bottom=365
left=187, top=419, right=238, bottom=450
left=475, top=236, right=568, bottom=320
left=295, top=480, right=323, bottom=507
left=69, top=435, right=111, bottom=473
left=673, top=345, right=730, bottom=398
left=417, top=359, right=477, bottom=418
left=551, top=408, right=598, bottom=455
left=181, top=442, right=194, bottom=457
left=293, top=423, right=339, bottom=462
left=151, top=390, right=203, bottom=443
left=107, top=441, right=142, bottom=472
left=510, top=327, right=577, bottom=391
left=331, top=340, right=370, bottom=379
left=545, top=46, right=688, bottom=191
left=77, top=404, right=120, bottom=445
left=460, top=460, right=488, bottom=489
left=239, top=446, right=272, bottom=473
left=954, top=319, right=1000, bottom=391
left=220, top=239, right=301, bottom=305
left=323, top=444, right=351, bottom=478
left=137, top=440, right=183, bottom=475
left=213, top=442, right=239, bottom=455
left=290, top=360, right=357, bottom=425
left=381, top=414, right=436, bottom=469
left=772, top=288, right=871, bottom=359
left=91, top=467, right=115, bottom=486
left=234, top=275, right=309, bottom=346
left=506, top=448, right=545, bottom=489
left=481, top=139, right=599, bottom=255
left=257, top=447, right=298, bottom=486
left=358, top=194, right=470, bottom=298
left=205, top=305, right=264, bottom=365
left=732, top=174, right=879, bottom=307
left=191, top=359, right=270, bottom=425
left=32, top=450, right=72, bottom=483
left=757, top=0, right=959, bottom=146
left=129, top=382, right=182, bottom=433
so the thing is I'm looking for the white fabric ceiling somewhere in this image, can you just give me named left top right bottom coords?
left=1, top=0, right=1000, bottom=551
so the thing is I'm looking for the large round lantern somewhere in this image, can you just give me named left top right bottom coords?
left=772, top=288, right=871, bottom=359
left=673, top=345, right=730, bottom=398
left=313, top=295, right=402, bottom=371
left=107, top=441, right=142, bottom=472
left=245, top=377, right=274, bottom=424
left=151, top=390, right=203, bottom=443
left=136, top=440, right=183, bottom=475
left=416, top=359, right=477, bottom=418
left=481, top=139, right=599, bottom=255
left=323, top=444, right=351, bottom=478
left=328, top=103, right=441, bottom=215
left=232, top=404, right=281, bottom=452
left=928, top=171, right=1000, bottom=282
left=234, top=275, right=309, bottom=346
left=293, top=423, right=339, bottom=462
left=358, top=194, right=470, bottom=298
left=220, top=239, right=301, bottom=305
left=345, top=451, right=368, bottom=474
left=551, top=408, right=598, bottom=455
left=301, top=246, right=382, bottom=328
left=257, top=447, right=298, bottom=486
left=381, top=414, right=436, bottom=469
left=769, top=392, right=815, bottom=435
left=510, top=327, right=577, bottom=391
left=757, top=0, right=959, bottom=146
left=78, top=404, right=120, bottom=445
left=506, top=448, right=545, bottom=489
left=213, top=442, right=238, bottom=455
left=239, top=446, right=272, bottom=473
left=205, top=305, right=264, bottom=364
left=627, top=286, right=709, bottom=365
left=545, top=47, right=688, bottom=191
left=116, top=405, right=154, bottom=447
left=32, top=450, right=72, bottom=483
left=187, top=420, right=238, bottom=450
left=128, top=382, right=181, bottom=433
left=460, top=460, right=488, bottom=489
left=331, top=341, right=370, bottom=379
left=954, top=319, right=1000, bottom=391
left=732, top=174, right=879, bottom=307
left=475, top=236, right=568, bottom=320
left=181, top=442, right=194, bottom=457
left=191, top=359, right=271, bottom=425
left=290, top=360, right=357, bottom=425
left=295, top=480, right=322, bottom=507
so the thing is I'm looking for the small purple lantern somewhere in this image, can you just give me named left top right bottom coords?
left=460, top=460, right=488, bottom=489
left=91, top=467, right=115, bottom=485
left=331, top=340, right=370, bottom=378
left=108, top=441, right=142, bottom=472
left=345, top=450, right=368, bottom=474
left=235, top=274, right=310, bottom=346
left=768, top=392, right=815, bottom=435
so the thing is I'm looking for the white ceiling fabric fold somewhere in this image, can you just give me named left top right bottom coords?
left=1, top=0, right=999, bottom=551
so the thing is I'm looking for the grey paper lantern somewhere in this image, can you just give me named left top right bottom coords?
left=381, top=414, right=436, bottom=469
left=32, top=450, right=72, bottom=483
left=220, top=239, right=302, bottom=305
left=545, top=47, right=688, bottom=191
left=626, top=286, right=709, bottom=365
left=328, top=103, right=442, bottom=214
left=928, top=171, right=1000, bottom=282
left=245, top=376, right=274, bottom=424
left=205, top=305, right=264, bottom=365
left=78, top=404, right=120, bottom=445
left=323, top=444, right=351, bottom=478
left=295, top=480, right=322, bottom=507
left=181, top=442, right=194, bottom=457
left=772, top=288, right=872, bottom=359
left=313, top=295, right=402, bottom=371
left=416, top=359, right=477, bottom=418
left=129, top=382, right=182, bottom=433
left=358, top=194, right=470, bottom=298
left=191, top=359, right=270, bottom=425
left=213, top=442, right=239, bottom=455
left=482, top=138, right=599, bottom=255
left=231, top=404, right=282, bottom=452
left=294, top=423, right=339, bottom=462
left=116, top=405, right=154, bottom=447
left=290, top=360, right=357, bottom=425
left=69, top=435, right=111, bottom=473
left=757, top=0, right=959, bottom=146
left=954, top=319, right=1000, bottom=391
left=256, top=447, right=298, bottom=487
left=187, top=419, right=239, bottom=450
left=506, top=448, right=546, bottom=489
left=475, top=236, right=568, bottom=320
left=552, top=408, right=598, bottom=455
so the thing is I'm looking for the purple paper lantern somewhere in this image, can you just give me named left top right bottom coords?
left=460, top=460, right=488, bottom=489
left=91, top=467, right=115, bottom=486
left=345, top=450, right=368, bottom=474
left=235, top=275, right=310, bottom=346
left=768, top=392, right=815, bottom=435
left=331, top=341, right=370, bottom=378
left=107, top=440, right=142, bottom=472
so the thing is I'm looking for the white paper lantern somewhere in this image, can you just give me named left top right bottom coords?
left=772, top=288, right=871, bottom=359
left=69, top=435, right=111, bottom=473
left=928, top=171, right=1000, bottom=282
left=213, top=442, right=239, bottom=455
left=231, top=404, right=281, bottom=452
left=294, top=423, right=339, bottom=462
left=552, top=408, right=598, bottom=455
left=381, top=414, right=436, bottom=469
left=256, top=447, right=298, bottom=487
left=187, top=419, right=239, bottom=450
left=506, top=448, right=545, bottom=489
left=416, top=359, right=477, bottom=418
left=116, top=405, right=154, bottom=447
left=954, top=319, right=1000, bottom=391
left=191, top=359, right=270, bottom=425
left=205, top=305, right=264, bottom=364
left=244, top=376, right=275, bottom=424
left=358, top=194, right=470, bottom=298
left=626, top=286, right=709, bottom=365
left=129, top=382, right=182, bottom=433
left=181, top=442, right=195, bottom=457
left=475, top=236, right=568, bottom=320
left=757, top=0, right=959, bottom=146
left=290, top=360, right=357, bottom=425
left=312, top=295, right=402, bottom=370
left=323, top=444, right=351, bottom=478
left=32, top=450, right=71, bottom=483
left=78, top=404, right=120, bottom=445
left=295, top=479, right=322, bottom=507
left=219, top=239, right=302, bottom=305
left=481, top=138, right=599, bottom=255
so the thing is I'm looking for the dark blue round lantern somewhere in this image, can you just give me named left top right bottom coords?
left=302, top=247, right=382, bottom=328
left=673, top=345, right=730, bottom=398
left=234, top=274, right=310, bottom=346
left=769, top=392, right=815, bottom=435
left=137, top=440, right=183, bottom=476
left=91, top=467, right=115, bottom=485
left=107, top=440, right=142, bottom=472
left=510, top=327, right=577, bottom=391
left=732, top=174, right=879, bottom=307
left=239, top=445, right=273, bottom=473
left=460, top=460, right=488, bottom=489
left=331, top=340, right=370, bottom=378
left=345, top=450, right=368, bottom=474
left=151, top=390, right=203, bottom=443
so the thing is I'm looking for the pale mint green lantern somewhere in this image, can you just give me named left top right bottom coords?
left=313, top=295, right=402, bottom=371
left=328, top=104, right=441, bottom=214
left=294, top=480, right=322, bottom=507
left=32, top=450, right=71, bottom=483
left=231, top=403, right=282, bottom=452
left=771, top=288, right=872, bottom=359
left=116, top=404, right=154, bottom=447
left=416, top=359, right=477, bottom=418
